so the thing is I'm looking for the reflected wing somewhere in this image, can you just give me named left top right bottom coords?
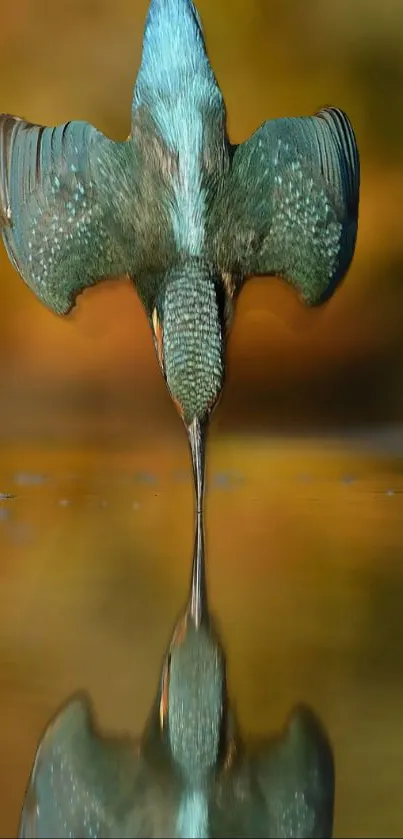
left=0, top=115, right=135, bottom=314
left=212, top=704, right=334, bottom=838
left=255, top=703, right=335, bottom=837
left=18, top=694, right=143, bottom=838
left=212, top=106, right=359, bottom=305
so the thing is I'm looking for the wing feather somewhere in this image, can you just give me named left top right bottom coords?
left=254, top=703, right=335, bottom=837
left=18, top=694, right=142, bottom=839
left=0, top=115, right=134, bottom=314
left=212, top=106, right=360, bottom=305
left=211, top=703, right=334, bottom=838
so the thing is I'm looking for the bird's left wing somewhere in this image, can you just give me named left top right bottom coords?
left=0, top=115, right=135, bottom=314
left=18, top=693, right=143, bottom=838
left=212, top=106, right=359, bottom=305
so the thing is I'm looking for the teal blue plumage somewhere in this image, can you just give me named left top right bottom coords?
left=3, top=4, right=350, bottom=835
left=18, top=464, right=335, bottom=838
left=0, top=0, right=359, bottom=428
left=19, top=648, right=334, bottom=839
left=19, top=495, right=334, bottom=838
left=160, top=264, right=225, bottom=425
left=211, top=106, right=359, bottom=305
left=0, top=118, right=137, bottom=314
left=18, top=694, right=180, bottom=838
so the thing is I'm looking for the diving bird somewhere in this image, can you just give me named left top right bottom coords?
left=0, top=0, right=360, bottom=518
left=18, top=503, right=335, bottom=838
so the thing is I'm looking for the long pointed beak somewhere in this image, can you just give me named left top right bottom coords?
left=187, top=417, right=208, bottom=628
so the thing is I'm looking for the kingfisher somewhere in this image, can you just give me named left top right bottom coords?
left=18, top=500, right=335, bottom=838
left=0, top=0, right=359, bottom=519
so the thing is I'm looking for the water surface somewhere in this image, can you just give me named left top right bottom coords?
left=1, top=432, right=403, bottom=837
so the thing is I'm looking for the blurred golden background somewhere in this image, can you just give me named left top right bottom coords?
left=0, top=0, right=403, bottom=836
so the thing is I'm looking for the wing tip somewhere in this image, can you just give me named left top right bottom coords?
left=286, top=702, right=335, bottom=770
left=315, top=104, right=360, bottom=202
left=315, top=103, right=359, bottom=150
left=0, top=113, right=34, bottom=229
left=39, top=690, right=94, bottom=747
left=315, top=104, right=355, bottom=137
left=18, top=691, right=97, bottom=838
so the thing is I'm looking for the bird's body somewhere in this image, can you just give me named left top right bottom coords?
left=0, top=0, right=360, bottom=448
left=19, top=515, right=335, bottom=839
left=2, top=7, right=350, bottom=832
left=18, top=690, right=335, bottom=839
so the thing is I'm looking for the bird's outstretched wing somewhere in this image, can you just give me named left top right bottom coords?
left=212, top=106, right=359, bottom=305
left=212, top=703, right=334, bottom=838
left=18, top=693, right=143, bottom=839
left=0, top=115, right=135, bottom=314
left=254, top=703, right=335, bottom=838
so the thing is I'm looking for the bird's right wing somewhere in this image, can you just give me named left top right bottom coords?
left=254, top=703, right=335, bottom=838
left=211, top=704, right=334, bottom=838
left=212, top=106, right=359, bottom=306
left=0, top=115, right=136, bottom=315
left=18, top=693, right=144, bottom=839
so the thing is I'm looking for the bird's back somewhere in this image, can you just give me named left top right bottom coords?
left=131, top=0, right=228, bottom=268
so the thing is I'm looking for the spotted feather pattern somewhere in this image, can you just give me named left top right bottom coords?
left=211, top=703, right=335, bottom=837
left=18, top=694, right=178, bottom=839
left=212, top=106, right=360, bottom=305
left=162, top=265, right=225, bottom=425
left=18, top=688, right=334, bottom=838
left=0, top=116, right=134, bottom=314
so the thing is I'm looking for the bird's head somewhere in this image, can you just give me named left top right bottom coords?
left=151, top=262, right=228, bottom=430
left=159, top=607, right=226, bottom=784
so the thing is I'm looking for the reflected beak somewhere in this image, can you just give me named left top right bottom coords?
left=187, top=417, right=208, bottom=628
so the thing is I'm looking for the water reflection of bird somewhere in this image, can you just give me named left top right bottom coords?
left=0, top=0, right=359, bottom=519
left=19, top=509, right=334, bottom=837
